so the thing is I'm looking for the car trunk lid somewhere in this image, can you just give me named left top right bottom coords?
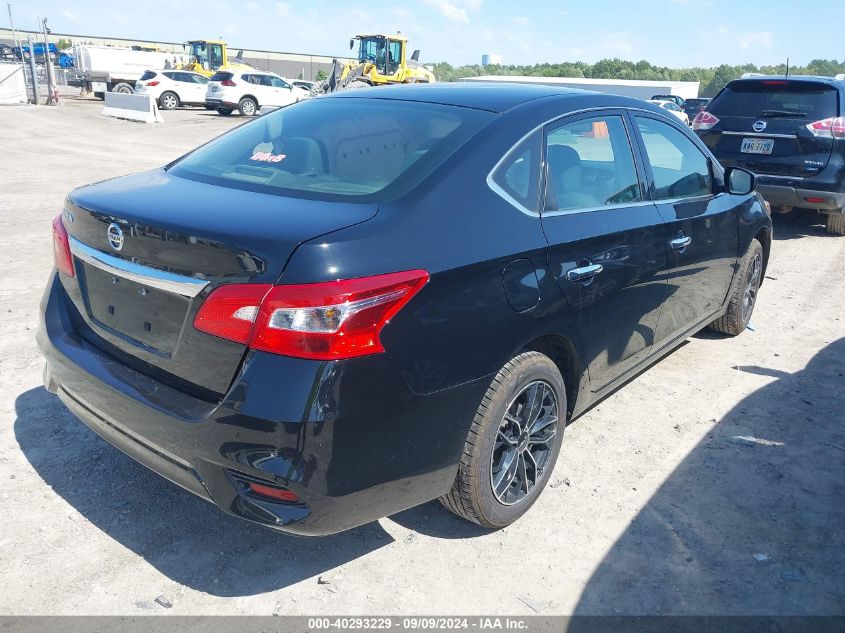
left=62, top=168, right=377, bottom=397
left=702, top=80, right=839, bottom=177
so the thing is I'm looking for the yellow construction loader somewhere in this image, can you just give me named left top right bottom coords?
left=180, top=39, right=254, bottom=77
left=316, top=33, right=435, bottom=93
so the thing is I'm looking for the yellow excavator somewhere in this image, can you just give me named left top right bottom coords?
left=315, top=33, right=435, bottom=93
left=180, top=39, right=254, bottom=77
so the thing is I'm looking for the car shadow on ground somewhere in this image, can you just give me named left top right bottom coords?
left=771, top=210, right=834, bottom=241
left=13, top=387, right=395, bottom=597
left=572, top=337, right=845, bottom=615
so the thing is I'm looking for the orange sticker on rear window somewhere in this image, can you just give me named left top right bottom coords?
left=250, top=152, right=287, bottom=163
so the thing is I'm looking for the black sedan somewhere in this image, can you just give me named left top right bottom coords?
left=40, top=84, right=772, bottom=535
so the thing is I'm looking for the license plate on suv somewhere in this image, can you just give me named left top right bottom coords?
left=741, top=138, right=774, bottom=155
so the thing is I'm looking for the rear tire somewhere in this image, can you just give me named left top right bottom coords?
left=159, top=91, right=179, bottom=110
left=440, top=352, right=565, bottom=529
left=238, top=97, right=257, bottom=116
left=710, top=238, right=763, bottom=336
left=216, top=107, right=233, bottom=116
left=112, top=83, right=133, bottom=94
left=825, top=213, right=845, bottom=236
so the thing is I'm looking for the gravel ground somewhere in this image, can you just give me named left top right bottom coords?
left=1, top=98, right=843, bottom=616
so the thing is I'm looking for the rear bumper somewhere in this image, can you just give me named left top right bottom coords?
left=38, top=273, right=487, bottom=535
left=755, top=183, right=845, bottom=213
left=204, top=98, right=236, bottom=108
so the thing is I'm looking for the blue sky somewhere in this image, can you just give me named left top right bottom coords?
left=10, top=0, right=841, bottom=68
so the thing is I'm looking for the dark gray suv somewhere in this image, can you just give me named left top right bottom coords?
left=694, top=75, right=845, bottom=235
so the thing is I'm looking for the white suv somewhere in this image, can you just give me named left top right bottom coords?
left=134, top=70, right=210, bottom=110
left=205, top=70, right=310, bottom=116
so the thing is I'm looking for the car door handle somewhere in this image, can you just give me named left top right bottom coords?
left=670, top=236, right=692, bottom=251
left=566, top=263, right=604, bottom=284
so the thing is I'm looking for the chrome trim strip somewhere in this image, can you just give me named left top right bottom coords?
left=721, top=131, right=797, bottom=139
left=752, top=173, right=806, bottom=181
left=69, top=237, right=209, bottom=298
left=542, top=200, right=655, bottom=218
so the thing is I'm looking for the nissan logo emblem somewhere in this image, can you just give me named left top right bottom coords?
left=752, top=120, right=767, bottom=133
left=107, top=223, right=124, bottom=252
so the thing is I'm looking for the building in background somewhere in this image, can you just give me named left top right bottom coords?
left=481, top=53, right=502, bottom=67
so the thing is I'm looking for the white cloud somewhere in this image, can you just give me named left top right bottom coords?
left=61, top=9, right=82, bottom=24
left=511, top=16, right=529, bottom=25
left=736, top=31, right=773, bottom=50
left=276, top=2, right=290, bottom=15
left=421, top=0, right=482, bottom=24
left=598, top=32, right=634, bottom=55
left=718, top=25, right=729, bottom=34
left=388, top=7, right=413, bottom=19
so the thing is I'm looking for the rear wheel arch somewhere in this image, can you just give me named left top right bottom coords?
left=520, top=334, right=581, bottom=420
left=754, top=226, right=772, bottom=285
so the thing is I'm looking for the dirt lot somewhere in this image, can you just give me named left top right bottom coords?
left=1, top=98, right=843, bottom=616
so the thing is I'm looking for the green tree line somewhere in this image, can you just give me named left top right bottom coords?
left=432, top=59, right=845, bottom=97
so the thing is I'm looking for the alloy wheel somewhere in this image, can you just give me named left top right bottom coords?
left=490, top=380, right=559, bottom=506
left=742, top=251, right=762, bottom=323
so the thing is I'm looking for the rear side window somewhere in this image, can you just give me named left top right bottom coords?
left=544, top=115, right=642, bottom=212
left=636, top=117, right=712, bottom=200
left=170, top=98, right=495, bottom=201
left=209, top=71, right=233, bottom=82
left=709, top=81, right=839, bottom=119
left=491, top=132, right=542, bottom=212
left=140, top=70, right=157, bottom=81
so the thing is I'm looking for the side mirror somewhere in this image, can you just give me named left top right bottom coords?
left=411, top=49, right=420, bottom=62
left=726, top=167, right=756, bottom=195
left=349, top=39, right=355, bottom=50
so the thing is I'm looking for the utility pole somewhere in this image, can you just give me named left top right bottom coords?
left=26, top=34, right=38, bottom=103
left=6, top=3, right=20, bottom=54
left=41, top=16, right=56, bottom=104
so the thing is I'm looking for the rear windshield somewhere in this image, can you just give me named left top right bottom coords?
left=140, top=70, right=157, bottom=80
left=209, top=71, right=233, bottom=82
left=710, top=81, right=839, bottom=119
left=685, top=99, right=709, bottom=106
left=169, top=97, right=496, bottom=201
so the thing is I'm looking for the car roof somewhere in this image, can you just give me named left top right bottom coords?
left=730, top=75, right=845, bottom=87
left=325, top=82, right=648, bottom=113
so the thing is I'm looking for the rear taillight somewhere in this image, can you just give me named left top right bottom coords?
left=52, top=214, right=74, bottom=277
left=146, top=80, right=160, bottom=87
left=194, top=283, right=272, bottom=344
left=221, top=79, right=236, bottom=87
left=806, top=117, right=845, bottom=139
left=194, top=270, right=429, bottom=360
left=692, top=111, right=719, bottom=131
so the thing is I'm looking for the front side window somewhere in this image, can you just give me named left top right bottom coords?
left=170, top=98, right=495, bottom=201
left=636, top=117, right=712, bottom=200
left=491, top=132, right=542, bottom=212
left=544, top=115, right=642, bottom=212
left=387, top=40, right=402, bottom=74
left=209, top=44, right=224, bottom=71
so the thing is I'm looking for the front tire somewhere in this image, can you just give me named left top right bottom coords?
left=238, top=97, right=257, bottom=116
left=826, top=213, right=845, bottom=236
left=710, top=238, right=764, bottom=335
left=440, top=352, right=565, bottom=528
left=159, top=91, right=179, bottom=110
left=112, top=83, right=133, bottom=94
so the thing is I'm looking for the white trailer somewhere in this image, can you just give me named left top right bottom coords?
left=74, top=45, right=174, bottom=96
